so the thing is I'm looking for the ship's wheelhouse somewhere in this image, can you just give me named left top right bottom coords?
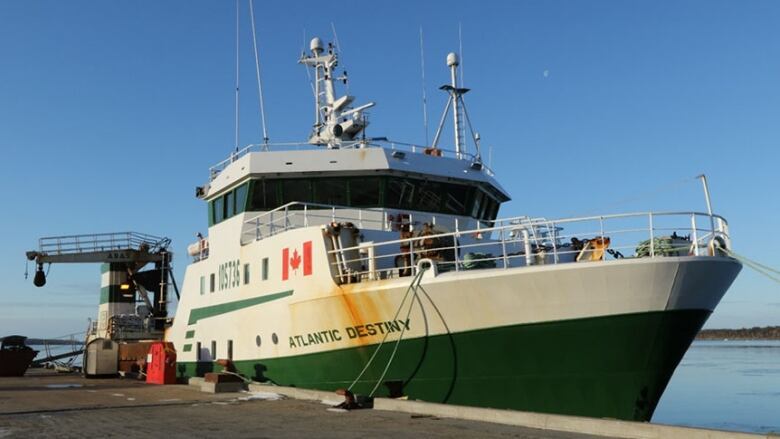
left=207, top=172, right=508, bottom=227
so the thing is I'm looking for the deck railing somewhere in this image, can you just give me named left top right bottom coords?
left=208, top=139, right=491, bottom=181
left=239, top=201, right=493, bottom=246
left=37, top=232, right=169, bottom=256
left=325, top=210, right=731, bottom=284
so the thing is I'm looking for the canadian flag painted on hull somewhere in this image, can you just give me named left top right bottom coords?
left=282, top=241, right=312, bottom=280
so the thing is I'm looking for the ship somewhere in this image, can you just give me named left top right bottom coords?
left=0, top=336, right=38, bottom=377
left=166, top=37, right=741, bottom=421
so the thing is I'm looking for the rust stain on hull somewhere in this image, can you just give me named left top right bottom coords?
left=287, top=276, right=406, bottom=349
left=334, top=283, right=386, bottom=346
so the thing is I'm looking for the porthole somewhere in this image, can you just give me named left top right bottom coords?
left=255, top=335, right=261, bottom=347
left=272, top=333, right=278, bottom=345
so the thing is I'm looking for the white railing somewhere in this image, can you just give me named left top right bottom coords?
left=37, top=232, right=169, bottom=256
left=326, top=211, right=732, bottom=284
left=240, top=202, right=547, bottom=246
left=208, top=139, right=491, bottom=181
left=240, top=201, right=466, bottom=245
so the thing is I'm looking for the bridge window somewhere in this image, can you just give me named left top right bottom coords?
left=209, top=182, right=250, bottom=225
left=226, top=190, right=235, bottom=218
left=416, top=180, right=444, bottom=213
left=313, top=178, right=348, bottom=206
left=385, top=178, right=416, bottom=210
left=234, top=175, right=502, bottom=221
left=249, top=179, right=279, bottom=211
left=280, top=179, right=312, bottom=206
left=349, top=177, right=382, bottom=207
left=235, top=183, right=248, bottom=215
left=213, top=197, right=224, bottom=224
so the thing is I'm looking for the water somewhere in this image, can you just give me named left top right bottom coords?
left=653, top=340, right=780, bottom=434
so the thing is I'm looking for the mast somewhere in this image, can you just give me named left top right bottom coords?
left=448, top=53, right=464, bottom=159
left=431, top=52, right=480, bottom=161
left=299, top=37, right=374, bottom=148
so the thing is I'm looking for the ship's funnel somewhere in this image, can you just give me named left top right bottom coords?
left=33, top=264, right=46, bottom=287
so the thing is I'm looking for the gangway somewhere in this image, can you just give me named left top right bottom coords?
left=31, top=348, right=85, bottom=367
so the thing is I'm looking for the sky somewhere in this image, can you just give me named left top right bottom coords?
left=1, top=0, right=778, bottom=338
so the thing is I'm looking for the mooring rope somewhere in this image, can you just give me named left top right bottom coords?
left=347, top=266, right=428, bottom=394
left=723, top=248, right=780, bottom=284
left=368, top=270, right=425, bottom=397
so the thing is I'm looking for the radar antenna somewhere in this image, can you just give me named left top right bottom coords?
left=431, top=52, right=482, bottom=161
left=299, top=37, right=375, bottom=148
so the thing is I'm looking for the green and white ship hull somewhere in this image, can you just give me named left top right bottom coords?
left=167, top=36, right=742, bottom=422
left=170, top=225, right=740, bottom=421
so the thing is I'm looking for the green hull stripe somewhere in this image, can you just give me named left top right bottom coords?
left=175, top=309, right=709, bottom=422
left=185, top=330, right=195, bottom=339
left=187, top=290, right=293, bottom=325
left=99, top=285, right=134, bottom=304
left=182, top=344, right=192, bottom=352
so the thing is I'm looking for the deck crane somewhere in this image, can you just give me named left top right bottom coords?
left=25, top=232, right=177, bottom=341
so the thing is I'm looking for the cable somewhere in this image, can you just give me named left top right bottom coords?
left=419, top=26, right=429, bottom=147
left=330, top=22, right=348, bottom=95
left=248, top=0, right=269, bottom=146
left=724, top=248, right=780, bottom=284
left=458, top=22, right=464, bottom=88
left=368, top=271, right=424, bottom=396
left=234, top=0, right=240, bottom=152
left=726, top=249, right=780, bottom=276
left=347, top=267, right=427, bottom=393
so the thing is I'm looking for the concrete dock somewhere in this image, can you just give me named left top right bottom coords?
left=0, top=370, right=767, bottom=438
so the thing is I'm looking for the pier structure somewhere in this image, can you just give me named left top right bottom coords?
left=0, top=371, right=766, bottom=439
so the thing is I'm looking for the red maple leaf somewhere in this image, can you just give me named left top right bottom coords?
left=290, top=249, right=301, bottom=272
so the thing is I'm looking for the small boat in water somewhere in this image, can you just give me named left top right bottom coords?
left=0, top=336, right=38, bottom=377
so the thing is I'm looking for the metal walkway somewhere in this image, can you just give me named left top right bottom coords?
left=26, top=232, right=170, bottom=264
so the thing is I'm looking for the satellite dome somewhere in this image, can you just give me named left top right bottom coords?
left=310, top=37, right=324, bottom=53
left=446, top=52, right=459, bottom=67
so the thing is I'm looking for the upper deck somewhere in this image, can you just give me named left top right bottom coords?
left=203, top=140, right=507, bottom=200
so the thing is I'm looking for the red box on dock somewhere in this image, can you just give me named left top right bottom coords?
left=146, top=342, right=177, bottom=385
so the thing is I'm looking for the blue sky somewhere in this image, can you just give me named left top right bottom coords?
left=1, top=0, right=778, bottom=338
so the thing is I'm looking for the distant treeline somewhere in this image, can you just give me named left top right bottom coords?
left=697, top=326, right=780, bottom=340
left=1, top=337, right=77, bottom=346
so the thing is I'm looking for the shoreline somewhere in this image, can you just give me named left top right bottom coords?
left=696, top=326, right=780, bottom=341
